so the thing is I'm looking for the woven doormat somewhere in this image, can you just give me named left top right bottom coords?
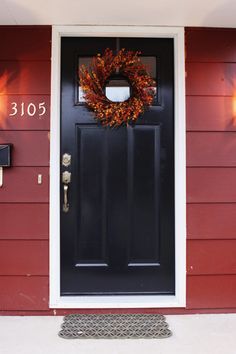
left=58, top=313, right=172, bottom=339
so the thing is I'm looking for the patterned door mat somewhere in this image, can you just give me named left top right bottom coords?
left=58, top=313, right=172, bottom=339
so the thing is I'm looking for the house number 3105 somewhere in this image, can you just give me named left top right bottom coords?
left=9, top=102, right=46, bottom=118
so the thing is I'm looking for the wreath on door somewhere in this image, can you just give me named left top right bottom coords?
left=79, top=48, right=156, bottom=127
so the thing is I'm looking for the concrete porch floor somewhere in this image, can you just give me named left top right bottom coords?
left=0, top=314, right=236, bottom=354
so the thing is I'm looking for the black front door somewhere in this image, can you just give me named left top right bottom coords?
left=60, top=37, right=175, bottom=295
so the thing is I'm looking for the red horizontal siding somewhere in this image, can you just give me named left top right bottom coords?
left=1, top=26, right=236, bottom=315
left=187, top=132, right=236, bottom=166
left=0, top=240, right=48, bottom=275
left=186, top=63, right=236, bottom=96
left=0, top=203, right=48, bottom=239
left=0, top=95, right=50, bottom=130
left=0, top=167, right=49, bottom=202
left=0, top=276, right=48, bottom=310
left=4, top=274, right=236, bottom=312
left=187, top=240, right=236, bottom=275
left=186, top=96, right=236, bottom=132
left=187, top=275, right=236, bottom=309
left=186, top=28, right=236, bottom=63
left=0, top=26, right=51, bottom=61
left=0, top=61, right=50, bottom=94
left=186, top=29, right=236, bottom=313
left=187, top=168, right=236, bottom=203
left=0, top=131, right=49, bottom=166
left=0, top=26, right=51, bottom=314
left=187, top=204, right=236, bottom=239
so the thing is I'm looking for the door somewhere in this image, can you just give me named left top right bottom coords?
left=60, top=37, right=175, bottom=296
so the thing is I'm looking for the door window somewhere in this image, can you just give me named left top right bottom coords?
left=77, top=56, right=158, bottom=104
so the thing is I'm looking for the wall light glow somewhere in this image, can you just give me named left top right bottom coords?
left=232, top=91, right=236, bottom=126
left=0, top=70, right=9, bottom=129
left=0, top=70, right=9, bottom=95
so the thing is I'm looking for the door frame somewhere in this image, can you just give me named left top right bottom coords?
left=49, top=25, right=186, bottom=308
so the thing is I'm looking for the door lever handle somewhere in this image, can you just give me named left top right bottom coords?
left=63, top=184, right=69, bottom=213
left=62, top=171, right=71, bottom=213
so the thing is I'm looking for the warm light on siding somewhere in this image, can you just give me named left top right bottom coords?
left=232, top=94, right=236, bottom=122
left=0, top=70, right=8, bottom=95
left=0, top=71, right=9, bottom=128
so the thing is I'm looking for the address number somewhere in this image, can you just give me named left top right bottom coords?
left=9, top=102, right=46, bottom=118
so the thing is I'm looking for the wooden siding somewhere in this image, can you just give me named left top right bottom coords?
left=0, top=27, right=51, bottom=61
left=0, top=131, right=50, bottom=166
left=0, top=167, right=49, bottom=202
left=187, top=132, right=236, bottom=166
left=187, top=240, right=236, bottom=274
left=186, top=63, right=236, bottom=96
left=186, top=28, right=236, bottom=63
left=1, top=26, right=236, bottom=313
left=0, top=95, right=50, bottom=130
left=0, top=61, right=50, bottom=94
left=186, top=96, right=236, bottom=131
left=0, top=276, right=48, bottom=311
left=187, top=204, right=236, bottom=239
left=186, top=27, right=236, bottom=312
left=187, top=275, right=236, bottom=309
left=187, top=168, right=236, bottom=203
left=0, top=204, right=49, bottom=239
left=0, top=26, right=50, bottom=313
left=0, top=240, right=48, bottom=275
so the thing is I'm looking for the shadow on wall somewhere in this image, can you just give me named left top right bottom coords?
left=2, top=0, right=40, bottom=24
left=201, top=0, right=236, bottom=27
left=2, top=0, right=169, bottom=26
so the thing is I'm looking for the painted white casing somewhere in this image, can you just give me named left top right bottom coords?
left=1, top=0, right=236, bottom=28
left=50, top=26, right=186, bottom=309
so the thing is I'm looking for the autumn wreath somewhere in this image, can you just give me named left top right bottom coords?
left=79, top=48, right=156, bottom=127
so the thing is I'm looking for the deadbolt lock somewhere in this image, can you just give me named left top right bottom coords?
left=62, top=171, right=71, bottom=184
left=62, top=153, right=71, bottom=167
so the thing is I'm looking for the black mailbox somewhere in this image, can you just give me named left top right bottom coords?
left=0, top=144, right=12, bottom=167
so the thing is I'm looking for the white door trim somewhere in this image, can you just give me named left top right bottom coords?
left=49, top=25, right=186, bottom=308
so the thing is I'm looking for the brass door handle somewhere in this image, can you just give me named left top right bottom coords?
left=62, top=171, right=71, bottom=213
left=63, top=184, right=69, bottom=213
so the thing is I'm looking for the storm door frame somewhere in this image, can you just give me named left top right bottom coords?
left=49, top=25, right=186, bottom=309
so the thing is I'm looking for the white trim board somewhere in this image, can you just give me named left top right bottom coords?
left=50, top=25, right=186, bottom=309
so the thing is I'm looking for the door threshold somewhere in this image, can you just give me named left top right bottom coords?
left=50, top=295, right=184, bottom=309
